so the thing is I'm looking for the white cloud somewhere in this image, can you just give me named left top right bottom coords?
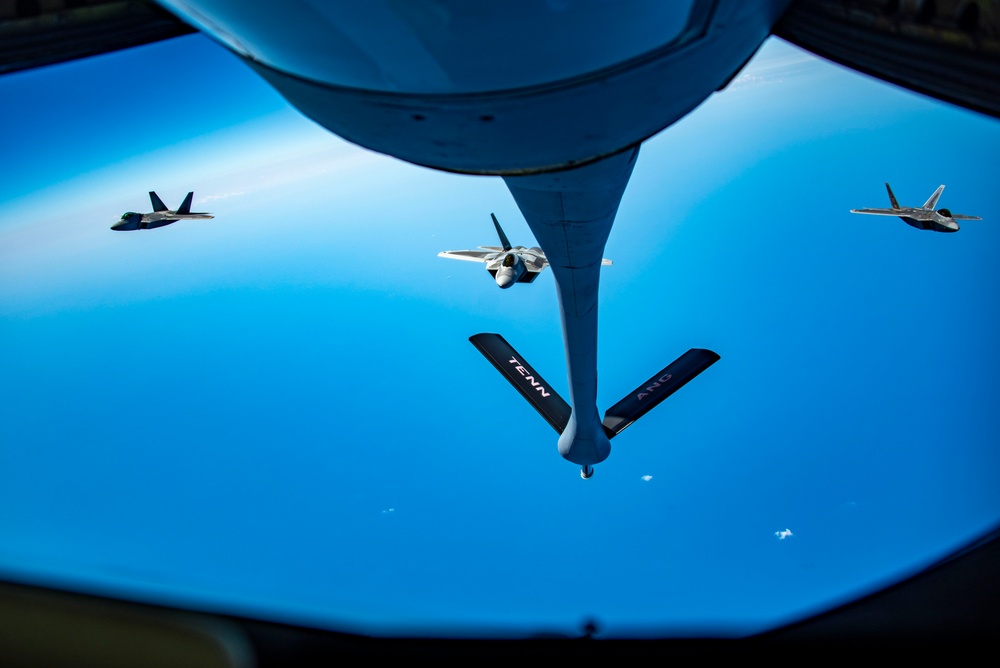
left=775, top=528, right=793, bottom=540
left=200, top=190, right=247, bottom=202
left=641, top=475, right=653, bottom=482
left=726, top=73, right=783, bottom=90
left=381, top=508, right=395, bottom=515
left=722, top=38, right=827, bottom=92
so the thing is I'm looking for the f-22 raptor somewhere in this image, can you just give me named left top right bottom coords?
left=851, top=183, right=982, bottom=233
left=111, top=192, right=214, bottom=231
left=438, top=213, right=611, bottom=289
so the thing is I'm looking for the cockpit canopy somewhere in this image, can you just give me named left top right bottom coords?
left=120, top=212, right=140, bottom=219
left=937, top=208, right=952, bottom=217
left=502, top=253, right=517, bottom=268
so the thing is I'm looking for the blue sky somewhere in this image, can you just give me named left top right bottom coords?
left=1, top=33, right=999, bottom=638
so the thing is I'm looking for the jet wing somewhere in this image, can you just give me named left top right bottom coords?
left=519, top=248, right=548, bottom=273
left=850, top=208, right=905, bottom=216
left=516, top=249, right=610, bottom=273
left=951, top=214, right=983, bottom=221
left=437, top=250, right=499, bottom=263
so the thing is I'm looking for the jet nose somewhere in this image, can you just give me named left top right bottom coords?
left=495, top=272, right=515, bottom=289
left=112, top=213, right=141, bottom=230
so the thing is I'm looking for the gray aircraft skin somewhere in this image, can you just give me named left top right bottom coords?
left=5, top=3, right=996, bottom=478
left=4, top=2, right=1000, bottom=654
left=151, top=0, right=793, bottom=476
left=438, top=213, right=611, bottom=289
left=504, top=149, right=638, bottom=475
left=111, top=191, right=213, bottom=231
left=851, top=183, right=982, bottom=233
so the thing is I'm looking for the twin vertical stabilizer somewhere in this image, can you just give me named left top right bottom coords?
left=149, top=191, right=169, bottom=212
left=176, top=192, right=194, bottom=215
left=885, top=182, right=900, bottom=210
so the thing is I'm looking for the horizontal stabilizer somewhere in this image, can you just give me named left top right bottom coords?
left=602, top=348, right=720, bottom=438
left=469, top=333, right=571, bottom=434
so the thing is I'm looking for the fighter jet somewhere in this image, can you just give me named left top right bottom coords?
left=851, top=183, right=982, bottom=233
left=111, top=192, right=214, bottom=231
left=438, top=214, right=611, bottom=289
left=106, top=2, right=754, bottom=478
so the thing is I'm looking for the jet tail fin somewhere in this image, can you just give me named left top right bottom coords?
left=469, top=333, right=571, bottom=434
left=149, top=191, right=168, bottom=212
left=885, top=183, right=900, bottom=210
left=176, top=192, right=194, bottom=215
left=490, top=213, right=513, bottom=252
left=602, top=348, right=720, bottom=438
left=922, top=185, right=945, bottom=210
